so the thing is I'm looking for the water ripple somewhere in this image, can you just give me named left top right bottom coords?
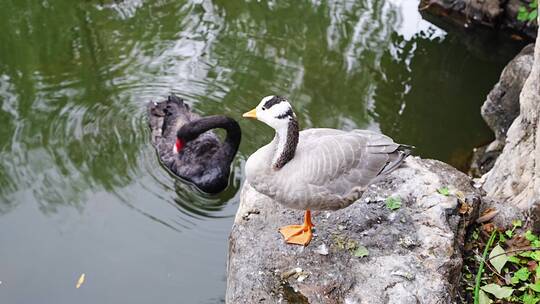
left=0, top=0, right=512, bottom=302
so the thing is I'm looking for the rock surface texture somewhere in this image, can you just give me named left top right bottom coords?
left=470, top=44, right=534, bottom=176
left=482, top=44, right=534, bottom=150
left=482, top=16, right=540, bottom=220
left=226, top=157, right=480, bottom=304
left=420, top=0, right=538, bottom=39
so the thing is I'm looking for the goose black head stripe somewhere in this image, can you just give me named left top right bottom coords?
left=276, top=108, right=293, bottom=119
left=263, top=96, right=286, bottom=110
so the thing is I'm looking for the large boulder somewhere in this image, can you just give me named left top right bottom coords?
left=482, top=15, right=540, bottom=221
left=419, top=0, right=538, bottom=40
left=226, top=157, right=480, bottom=304
left=469, top=43, right=534, bottom=176
left=482, top=44, right=534, bottom=151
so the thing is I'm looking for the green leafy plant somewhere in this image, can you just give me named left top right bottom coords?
left=437, top=186, right=450, bottom=196
left=526, top=230, right=539, bottom=241
left=489, top=245, right=508, bottom=273
left=353, top=245, right=369, bottom=258
left=481, top=283, right=514, bottom=299
left=523, top=293, right=540, bottom=304
left=512, top=267, right=531, bottom=283
left=517, top=0, right=538, bottom=22
left=506, top=220, right=523, bottom=238
left=385, top=196, right=402, bottom=211
left=469, top=225, right=540, bottom=303
left=475, top=231, right=497, bottom=304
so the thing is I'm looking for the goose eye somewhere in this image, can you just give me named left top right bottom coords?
left=261, top=106, right=266, bottom=111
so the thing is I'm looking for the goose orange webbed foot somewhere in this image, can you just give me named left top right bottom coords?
left=278, top=210, right=314, bottom=246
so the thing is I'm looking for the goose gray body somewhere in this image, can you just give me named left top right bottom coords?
left=243, top=95, right=411, bottom=246
left=246, top=128, right=408, bottom=210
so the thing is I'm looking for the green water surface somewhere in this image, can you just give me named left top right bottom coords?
left=0, top=0, right=521, bottom=303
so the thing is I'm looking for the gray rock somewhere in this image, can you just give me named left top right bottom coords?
left=420, top=0, right=538, bottom=40
left=469, top=44, right=534, bottom=177
left=226, top=157, right=480, bottom=303
left=482, top=19, right=540, bottom=222
left=482, top=44, right=534, bottom=152
left=468, top=145, right=501, bottom=177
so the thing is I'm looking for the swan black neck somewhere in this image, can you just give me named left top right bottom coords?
left=177, top=115, right=241, bottom=161
left=273, top=117, right=299, bottom=170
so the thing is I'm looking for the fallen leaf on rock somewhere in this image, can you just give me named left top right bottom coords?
left=76, top=273, right=85, bottom=289
left=280, top=268, right=302, bottom=280
left=482, top=223, right=495, bottom=233
left=353, top=245, right=369, bottom=258
left=477, top=208, right=499, bottom=223
left=458, top=201, right=472, bottom=215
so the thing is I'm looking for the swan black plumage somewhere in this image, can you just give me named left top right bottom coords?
left=147, top=95, right=241, bottom=194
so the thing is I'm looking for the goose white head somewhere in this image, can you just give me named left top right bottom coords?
left=243, top=95, right=300, bottom=170
left=242, top=95, right=295, bottom=130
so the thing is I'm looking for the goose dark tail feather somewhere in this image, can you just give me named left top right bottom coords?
left=378, top=144, right=414, bottom=176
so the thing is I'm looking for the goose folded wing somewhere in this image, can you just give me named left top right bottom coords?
left=283, top=129, right=399, bottom=197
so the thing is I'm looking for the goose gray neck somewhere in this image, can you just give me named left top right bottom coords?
left=272, top=117, right=299, bottom=169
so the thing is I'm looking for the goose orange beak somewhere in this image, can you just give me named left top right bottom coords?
left=242, top=108, right=257, bottom=119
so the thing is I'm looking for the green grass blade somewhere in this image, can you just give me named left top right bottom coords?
left=474, top=231, right=497, bottom=304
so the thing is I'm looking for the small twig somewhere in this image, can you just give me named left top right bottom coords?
left=474, top=230, right=497, bottom=304
left=474, top=253, right=506, bottom=282
left=524, top=210, right=531, bottom=228
left=487, top=247, right=540, bottom=261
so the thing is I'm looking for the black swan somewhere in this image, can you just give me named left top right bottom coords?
left=147, top=95, right=241, bottom=194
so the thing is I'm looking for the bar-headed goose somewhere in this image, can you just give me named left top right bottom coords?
left=243, top=96, right=411, bottom=246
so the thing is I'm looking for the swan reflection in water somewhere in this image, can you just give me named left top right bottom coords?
left=172, top=174, right=239, bottom=219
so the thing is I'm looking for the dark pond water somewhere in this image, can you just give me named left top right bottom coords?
left=0, top=0, right=522, bottom=303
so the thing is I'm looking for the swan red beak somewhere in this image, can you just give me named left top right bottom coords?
left=242, top=108, right=257, bottom=119
left=173, top=138, right=185, bottom=154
